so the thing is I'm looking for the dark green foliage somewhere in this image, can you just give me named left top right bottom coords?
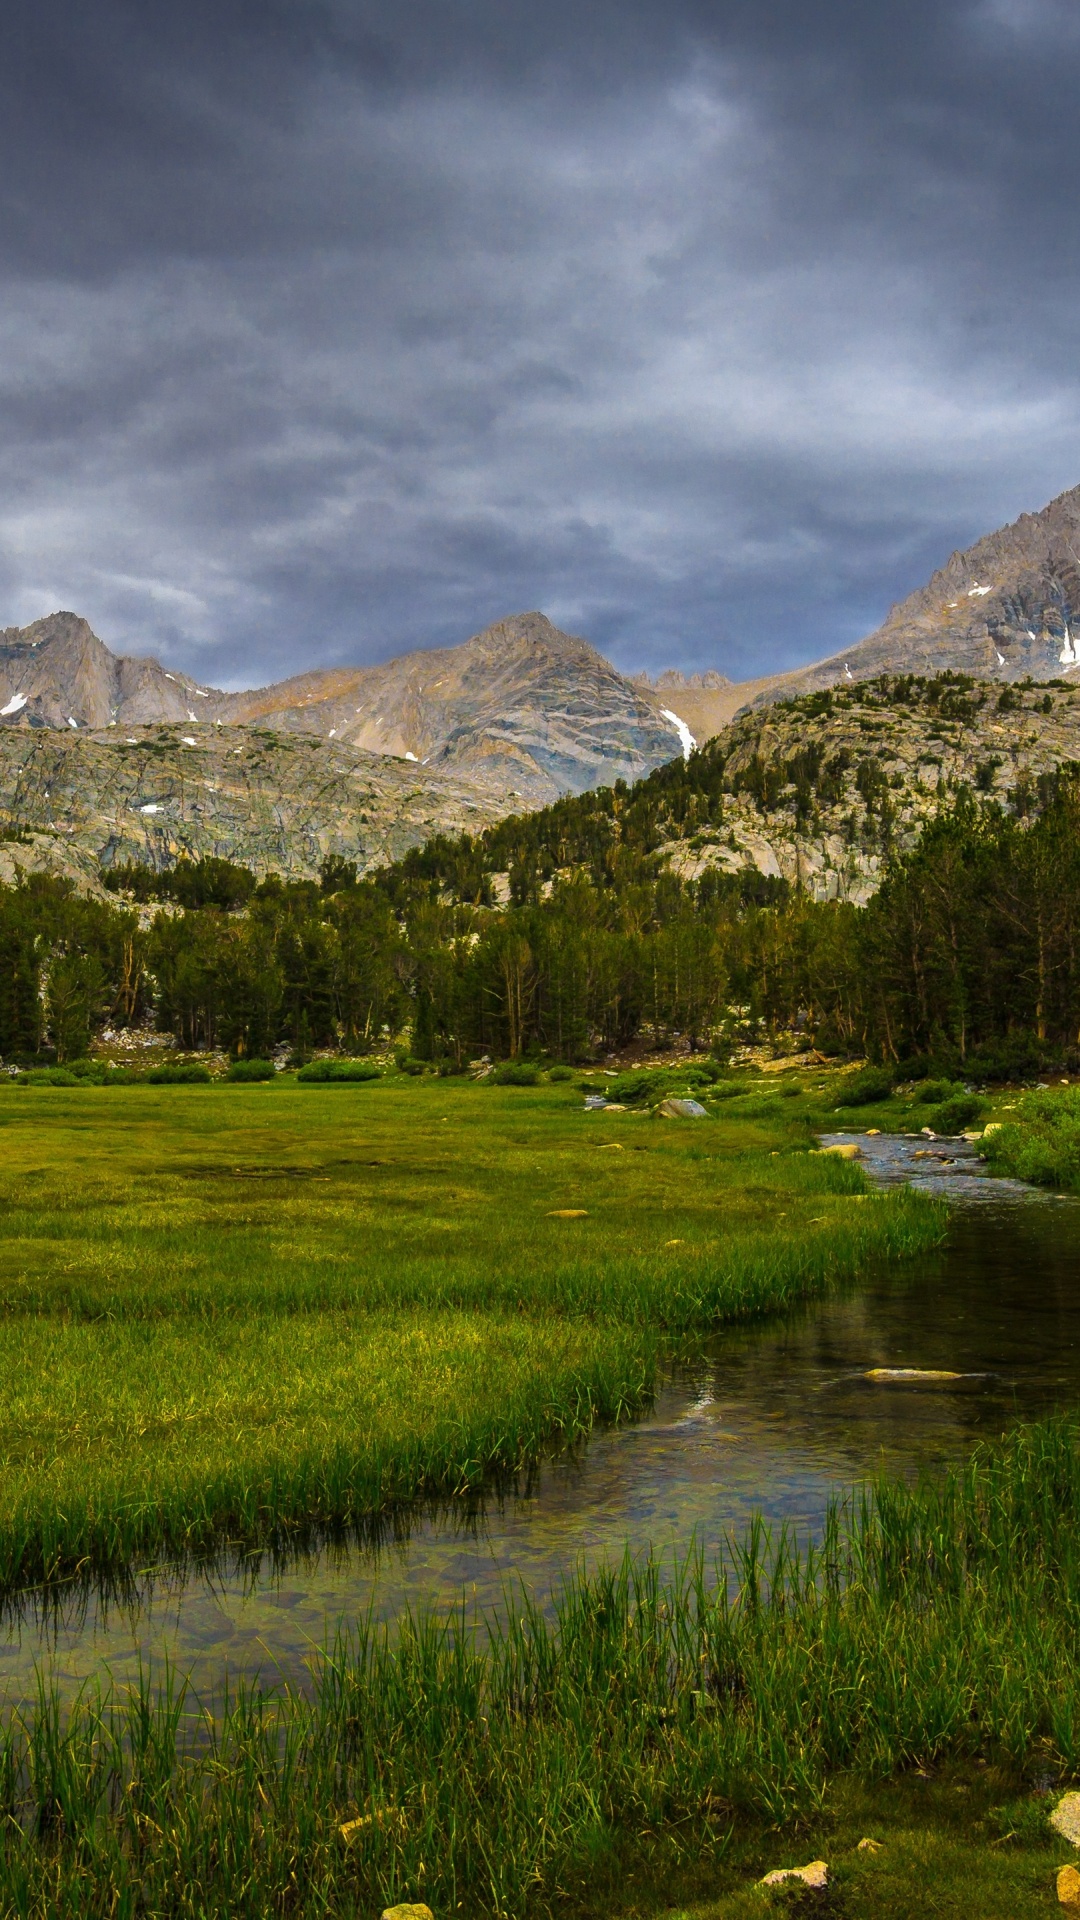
left=929, top=1093, right=987, bottom=1133
left=493, top=1062, right=539, bottom=1086
left=834, top=1066, right=894, bottom=1107
left=144, top=1063, right=212, bottom=1084
left=104, top=854, right=257, bottom=910
left=226, top=1058, right=276, bottom=1082
left=606, top=1069, right=663, bottom=1104
left=296, top=1059, right=382, bottom=1083
left=912, top=1078, right=966, bottom=1104
left=546, top=1064, right=575, bottom=1081
left=984, top=1088, right=1080, bottom=1188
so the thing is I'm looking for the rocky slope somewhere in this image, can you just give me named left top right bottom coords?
left=0, top=725, right=525, bottom=887
left=639, top=483, right=1080, bottom=740
left=658, top=676, right=1080, bottom=904
left=0, top=611, right=686, bottom=805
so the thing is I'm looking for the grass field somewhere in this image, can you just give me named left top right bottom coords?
left=3, top=1415, right=1079, bottom=1918
left=0, top=1070, right=939, bottom=1589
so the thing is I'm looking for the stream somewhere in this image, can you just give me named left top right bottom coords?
left=2, top=1132, right=1077, bottom=1707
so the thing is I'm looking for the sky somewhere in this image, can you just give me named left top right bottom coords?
left=1, top=0, right=1079, bottom=690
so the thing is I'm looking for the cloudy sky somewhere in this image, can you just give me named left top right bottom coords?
left=1, top=0, right=1078, bottom=688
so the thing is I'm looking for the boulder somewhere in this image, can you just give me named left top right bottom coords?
left=657, top=1097, right=707, bottom=1118
left=1058, top=1864, right=1080, bottom=1910
left=760, top=1860, right=828, bottom=1891
left=816, top=1142, right=861, bottom=1159
left=1052, top=1793, right=1080, bottom=1846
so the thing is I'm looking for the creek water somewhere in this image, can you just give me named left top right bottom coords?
left=2, top=1133, right=1077, bottom=1708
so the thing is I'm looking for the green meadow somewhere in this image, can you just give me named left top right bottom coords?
left=0, top=1070, right=937, bottom=1590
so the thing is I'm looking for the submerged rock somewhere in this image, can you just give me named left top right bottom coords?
left=863, top=1367, right=963, bottom=1382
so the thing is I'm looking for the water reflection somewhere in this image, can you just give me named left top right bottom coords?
left=2, top=1140, right=1078, bottom=1706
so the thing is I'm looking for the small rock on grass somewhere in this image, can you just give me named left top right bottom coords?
left=1058, top=1864, right=1080, bottom=1910
left=760, top=1860, right=828, bottom=1890
left=657, top=1097, right=707, bottom=1118
left=381, top=1907, right=434, bottom=1920
left=1053, top=1793, right=1080, bottom=1846
left=856, top=1837, right=882, bottom=1853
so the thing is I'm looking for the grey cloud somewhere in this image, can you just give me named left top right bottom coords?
left=0, top=1, right=1079, bottom=685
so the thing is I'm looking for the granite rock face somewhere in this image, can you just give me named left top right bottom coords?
left=0, top=611, right=685, bottom=806
left=658, top=679, right=1080, bottom=904
left=0, top=725, right=525, bottom=884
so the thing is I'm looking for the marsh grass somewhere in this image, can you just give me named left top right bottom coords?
left=1, top=1415, right=1078, bottom=1918
left=0, top=1079, right=940, bottom=1587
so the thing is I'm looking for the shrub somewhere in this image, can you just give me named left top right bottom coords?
left=605, top=1069, right=662, bottom=1105
left=493, top=1063, right=539, bottom=1086
left=19, top=1067, right=79, bottom=1087
left=546, top=1065, right=575, bottom=1082
left=227, top=1059, right=276, bottom=1082
left=912, top=1077, right=966, bottom=1105
left=710, top=1080, right=754, bottom=1100
left=144, top=1064, right=212, bottom=1084
left=929, top=1093, right=987, bottom=1133
left=834, top=1066, right=895, bottom=1108
left=394, top=1053, right=427, bottom=1076
left=296, top=1059, right=382, bottom=1084
left=984, top=1089, right=1080, bottom=1189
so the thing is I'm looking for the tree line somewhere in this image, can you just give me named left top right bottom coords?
left=0, top=757, right=1077, bottom=1075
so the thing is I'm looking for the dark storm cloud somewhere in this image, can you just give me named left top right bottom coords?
left=1, top=0, right=1079, bottom=685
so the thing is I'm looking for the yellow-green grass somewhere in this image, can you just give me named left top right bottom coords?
left=0, top=1077, right=940, bottom=1584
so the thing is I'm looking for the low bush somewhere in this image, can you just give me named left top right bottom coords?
left=605, top=1069, right=663, bottom=1105
left=226, top=1059, right=276, bottom=1082
left=546, top=1064, right=575, bottom=1082
left=296, top=1059, right=382, bottom=1084
left=983, top=1087, right=1080, bottom=1190
left=18, top=1066, right=80, bottom=1087
left=913, top=1077, right=966, bottom=1105
left=493, top=1063, right=540, bottom=1086
left=929, top=1093, right=987, bottom=1133
left=143, top=1063, right=212, bottom=1085
left=394, top=1053, right=428, bottom=1076
left=834, top=1066, right=895, bottom=1107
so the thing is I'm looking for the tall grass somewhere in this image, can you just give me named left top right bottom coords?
left=0, top=1080, right=942, bottom=1588
left=1, top=1414, right=1078, bottom=1917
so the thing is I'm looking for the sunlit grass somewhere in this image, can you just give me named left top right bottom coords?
left=0, top=1077, right=941, bottom=1584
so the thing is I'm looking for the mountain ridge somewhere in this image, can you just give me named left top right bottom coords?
left=0, top=611, right=687, bottom=806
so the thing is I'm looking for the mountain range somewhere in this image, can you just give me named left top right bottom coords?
left=3, top=481, right=1080, bottom=887
left=0, top=610, right=686, bottom=805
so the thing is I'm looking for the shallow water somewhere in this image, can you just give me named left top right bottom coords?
left=2, top=1133, right=1077, bottom=1706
